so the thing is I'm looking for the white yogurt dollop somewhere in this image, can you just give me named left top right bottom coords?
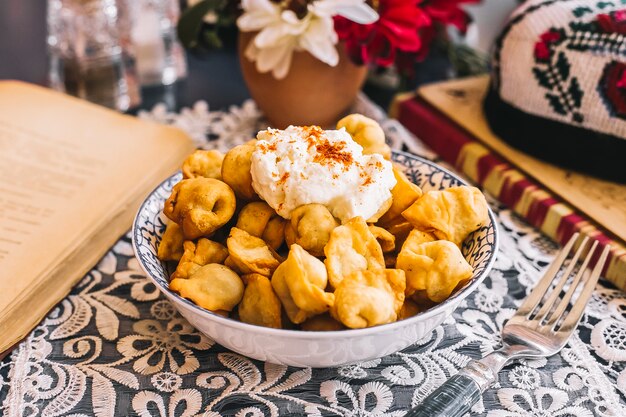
left=250, top=125, right=396, bottom=222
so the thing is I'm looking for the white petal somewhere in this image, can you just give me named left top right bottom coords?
left=255, top=25, right=291, bottom=48
left=299, top=19, right=338, bottom=66
left=241, top=0, right=276, bottom=14
left=272, top=48, right=293, bottom=79
left=335, top=3, right=378, bottom=24
left=237, top=0, right=281, bottom=31
left=310, top=0, right=377, bottom=22
left=256, top=39, right=296, bottom=74
left=244, top=41, right=260, bottom=62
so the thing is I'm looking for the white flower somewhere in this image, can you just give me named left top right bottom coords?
left=237, top=0, right=378, bottom=79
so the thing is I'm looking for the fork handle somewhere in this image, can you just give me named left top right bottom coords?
left=404, top=373, right=481, bottom=417
left=404, top=359, right=500, bottom=417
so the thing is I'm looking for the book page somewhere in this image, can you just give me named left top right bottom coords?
left=0, top=81, right=194, bottom=344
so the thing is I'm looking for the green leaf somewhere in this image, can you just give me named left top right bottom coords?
left=556, top=51, right=570, bottom=81
left=545, top=93, right=567, bottom=115
left=177, top=0, right=227, bottom=49
left=597, top=1, right=615, bottom=9
left=202, top=29, right=223, bottom=49
left=533, top=67, right=553, bottom=89
left=568, top=77, right=583, bottom=108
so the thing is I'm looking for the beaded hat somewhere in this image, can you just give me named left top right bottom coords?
left=484, top=0, right=626, bottom=183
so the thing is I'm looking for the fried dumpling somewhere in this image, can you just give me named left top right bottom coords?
left=396, top=240, right=473, bottom=302
left=236, top=201, right=286, bottom=250
left=238, top=273, right=282, bottom=329
left=401, top=186, right=489, bottom=247
left=164, top=177, right=236, bottom=239
left=368, top=225, right=396, bottom=253
left=324, top=216, right=385, bottom=288
left=384, top=220, right=414, bottom=251
left=221, top=140, right=258, bottom=200
left=331, top=269, right=406, bottom=329
left=377, top=166, right=422, bottom=227
left=157, top=221, right=185, bottom=261
left=171, top=239, right=228, bottom=280
left=284, top=204, right=339, bottom=257
left=402, top=229, right=436, bottom=251
left=182, top=149, right=224, bottom=180
left=170, top=264, right=244, bottom=312
left=226, top=227, right=281, bottom=277
left=271, top=244, right=334, bottom=324
left=337, top=114, right=391, bottom=159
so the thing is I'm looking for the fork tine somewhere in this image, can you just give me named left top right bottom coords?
left=556, top=244, right=610, bottom=333
left=515, top=233, right=579, bottom=318
left=533, top=236, right=590, bottom=323
left=545, top=240, right=597, bottom=327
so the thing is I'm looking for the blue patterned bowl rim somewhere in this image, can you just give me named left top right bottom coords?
left=132, top=150, right=499, bottom=338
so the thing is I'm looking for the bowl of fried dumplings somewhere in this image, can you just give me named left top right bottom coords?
left=133, top=120, right=498, bottom=368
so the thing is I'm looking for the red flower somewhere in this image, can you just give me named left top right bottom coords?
left=423, top=0, right=479, bottom=33
left=335, top=0, right=430, bottom=67
left=335, top=0, right=476, bottom=67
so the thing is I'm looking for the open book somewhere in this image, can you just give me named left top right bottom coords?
left=0, top=81, right=194, bottom=355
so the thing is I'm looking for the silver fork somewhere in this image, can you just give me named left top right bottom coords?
left=405, top=233, right=611, bottom=417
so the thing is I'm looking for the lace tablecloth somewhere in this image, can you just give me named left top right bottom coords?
left=1, top=96, right=625, bottom=417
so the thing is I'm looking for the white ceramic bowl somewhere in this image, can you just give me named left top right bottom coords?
left=132, top=151, right=498, bottom=368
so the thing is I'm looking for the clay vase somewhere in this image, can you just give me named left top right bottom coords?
left=238, top=32, right=368, bottom=129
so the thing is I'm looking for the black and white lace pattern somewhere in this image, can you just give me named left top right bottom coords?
left=1, top=95, right=624, bottom=417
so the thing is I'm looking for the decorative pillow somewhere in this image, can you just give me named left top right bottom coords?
left=484, top=0, right=626, bottom=183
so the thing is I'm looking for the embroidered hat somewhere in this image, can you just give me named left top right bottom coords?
left=484, top=0, right=626, bottom=183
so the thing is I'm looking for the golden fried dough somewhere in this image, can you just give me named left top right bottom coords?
left=271, top=244, right=334, bottom=324
left=157, top=221, right=185, bottom=261
left=384, top=268, right=407, bottom=314
left=263, top=217, right=287, bottom=251
left=171, top=239, right=228, bottom=280
left=236, top=201, right=286, bottom=250
left=170, top=264, right=243, bottom=312
left=397, top=240, right=473, bottom=302
left=401, top=229, right=436, bottom=252
left=385, top=220, right=414, bottom=250
left=164, top=177, right=236, bottom=239
left=285, top=204, right=339, bottom=257
left=368, top=225, right=396, bottom=253
left=401, top=186, right=489, bottom=247
left=300, top=314, right=345, bottom=331
left=221, top=141, right=258, bottom=200
left=238, top=274, right=282, bottom=329
left=226, top=227, right=281, bottom=276
left=337, top=114, right=391, bottom=159
left=377, top=166, right=422, bottom=227
left=324, top=216, right=385, bottom=288
left=182, top=149, right=224, bottom=180
left=331, top=269, right=405, bottom=329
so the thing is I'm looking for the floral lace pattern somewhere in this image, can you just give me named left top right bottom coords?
left=1, top=96, right=625, bottom=416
